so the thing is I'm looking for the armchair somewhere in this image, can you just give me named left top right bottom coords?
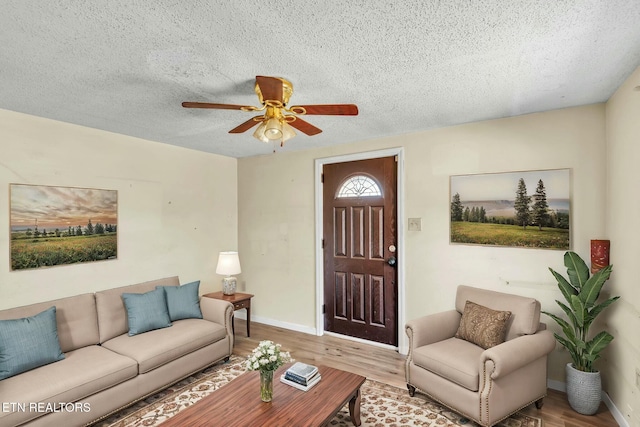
left=405, top=285, right=556, bottom=426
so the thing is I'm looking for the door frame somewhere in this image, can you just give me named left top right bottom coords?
left=314, top=147, right=407, bottom=354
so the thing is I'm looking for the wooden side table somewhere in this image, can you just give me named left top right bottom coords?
left=203, top=292, right=254, bottom=337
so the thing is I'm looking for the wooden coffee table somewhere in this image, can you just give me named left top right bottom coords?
left=159, top=364, right=366, bottom=426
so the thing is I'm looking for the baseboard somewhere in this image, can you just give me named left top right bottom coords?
left=234, top=312, right=317, bottom=336
left=547, top=379, right=566, bottom=392
left=547, top=380, right=628, bottom=427
left=603, top=391, right=629, bottom=427
left=235, top=313, right=399, bottom=351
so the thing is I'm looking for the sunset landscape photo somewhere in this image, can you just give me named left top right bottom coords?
left=10, top=184, right=118, bottom=270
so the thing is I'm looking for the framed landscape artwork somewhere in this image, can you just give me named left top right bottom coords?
left=450, top=169, right=571, bottom=249
left=10, top=184, right=118, bottom=270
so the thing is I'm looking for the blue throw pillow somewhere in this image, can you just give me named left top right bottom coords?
left=122, top=288, right=172, bottom=336
left=157, top=280, right=203, bottom=321
left=0, top=306, right=65, bottom=380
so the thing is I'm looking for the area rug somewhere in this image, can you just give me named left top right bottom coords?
left=96, top=356, right=542, bottom=427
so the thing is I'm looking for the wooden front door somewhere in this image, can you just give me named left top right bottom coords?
left=322, top=156, right=398, bottom=346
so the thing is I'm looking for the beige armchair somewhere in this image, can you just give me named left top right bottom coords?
left=405, top=285, right=556, bottom=426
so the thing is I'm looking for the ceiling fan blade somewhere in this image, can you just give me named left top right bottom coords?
left=256, top=76, right=283, bottom=103
left=229, top=116, right=263, bottom=134
left=182, top=102, right=251, bottom=110
left=290, top=104, right=359, bottom=115
left=288, top=117, right=323, bottom=136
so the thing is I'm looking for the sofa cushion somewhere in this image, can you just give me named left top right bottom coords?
left=0, top=293, right=99, bottom=353
left=101, top=318, right=227, bottom=374
left=412, top=337, right=484, bottom=391
left=455, top=300, right=511, bottom=349
left=158, top=280, right=203, bottom=321
left=96, top=276, right=180, bottom=342
left=456, top=285, right=541, bottom=340
left=0, top=345, right=137, bottom=427
left=0, top=306, right=65, bottom=380
left=122, top=288, right=172, bottom=336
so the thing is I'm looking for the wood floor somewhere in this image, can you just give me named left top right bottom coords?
left=232, top=320, right=619, bottom=427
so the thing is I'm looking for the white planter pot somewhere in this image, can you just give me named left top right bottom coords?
left=565, top=362, right=601, bottom=415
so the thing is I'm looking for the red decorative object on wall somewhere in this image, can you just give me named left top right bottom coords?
left=590, top=239, right=610, bottom=274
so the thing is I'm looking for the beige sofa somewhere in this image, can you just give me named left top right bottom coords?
left=405, top=285, right=556, bottom=427
left=0, top=277, right=234, bottom=427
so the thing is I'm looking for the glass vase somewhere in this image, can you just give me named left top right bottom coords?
left=260, top=369, right=274, bottom=402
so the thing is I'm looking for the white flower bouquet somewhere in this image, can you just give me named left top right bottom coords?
left=246, top=340, right=293, bottom=372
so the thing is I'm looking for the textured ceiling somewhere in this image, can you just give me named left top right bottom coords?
left=2, top=1, right=639, bottom=158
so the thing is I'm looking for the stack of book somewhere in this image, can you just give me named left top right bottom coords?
left=280, top=362, right=321, bottom=391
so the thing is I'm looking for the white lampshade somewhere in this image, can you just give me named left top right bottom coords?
left=216, top=251, right=241, bottom=276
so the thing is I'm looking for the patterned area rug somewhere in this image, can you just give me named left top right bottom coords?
left=96, top=356, right=542, bottom=427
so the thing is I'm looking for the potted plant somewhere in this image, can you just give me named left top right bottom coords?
left=542, top=251, right=619, bottom=415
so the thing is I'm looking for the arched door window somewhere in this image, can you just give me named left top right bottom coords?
left=336, top=175, right=382, bottom=198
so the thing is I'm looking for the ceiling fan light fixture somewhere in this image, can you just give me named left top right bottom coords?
left=281, top=122, right=296, bottom=142
left=264, top=117, right=283, bottom=140
left=183, top=76, right=359, bottom=148
left=252, top=121, right=270, bottom=143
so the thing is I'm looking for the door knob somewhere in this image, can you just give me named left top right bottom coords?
left=387, top=256, right=396, bottom=266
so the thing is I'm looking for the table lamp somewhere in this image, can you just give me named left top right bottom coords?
left=216, top=251, right=241, bottom=295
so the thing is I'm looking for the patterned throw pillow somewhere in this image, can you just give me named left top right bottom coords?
left=455, top=300, right=512, bottom=349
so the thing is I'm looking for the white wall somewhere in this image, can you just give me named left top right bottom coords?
left=238, top=103, right=607, bottom=382
left=605, top=66, right=640, bottom=426
left=0, top=109, right=238, bottom=309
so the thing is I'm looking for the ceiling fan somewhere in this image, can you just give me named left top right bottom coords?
left=182, top=76, right=358, bottom=146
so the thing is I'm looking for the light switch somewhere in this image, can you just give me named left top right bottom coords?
left=408, top=218, right=422, bottom=231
